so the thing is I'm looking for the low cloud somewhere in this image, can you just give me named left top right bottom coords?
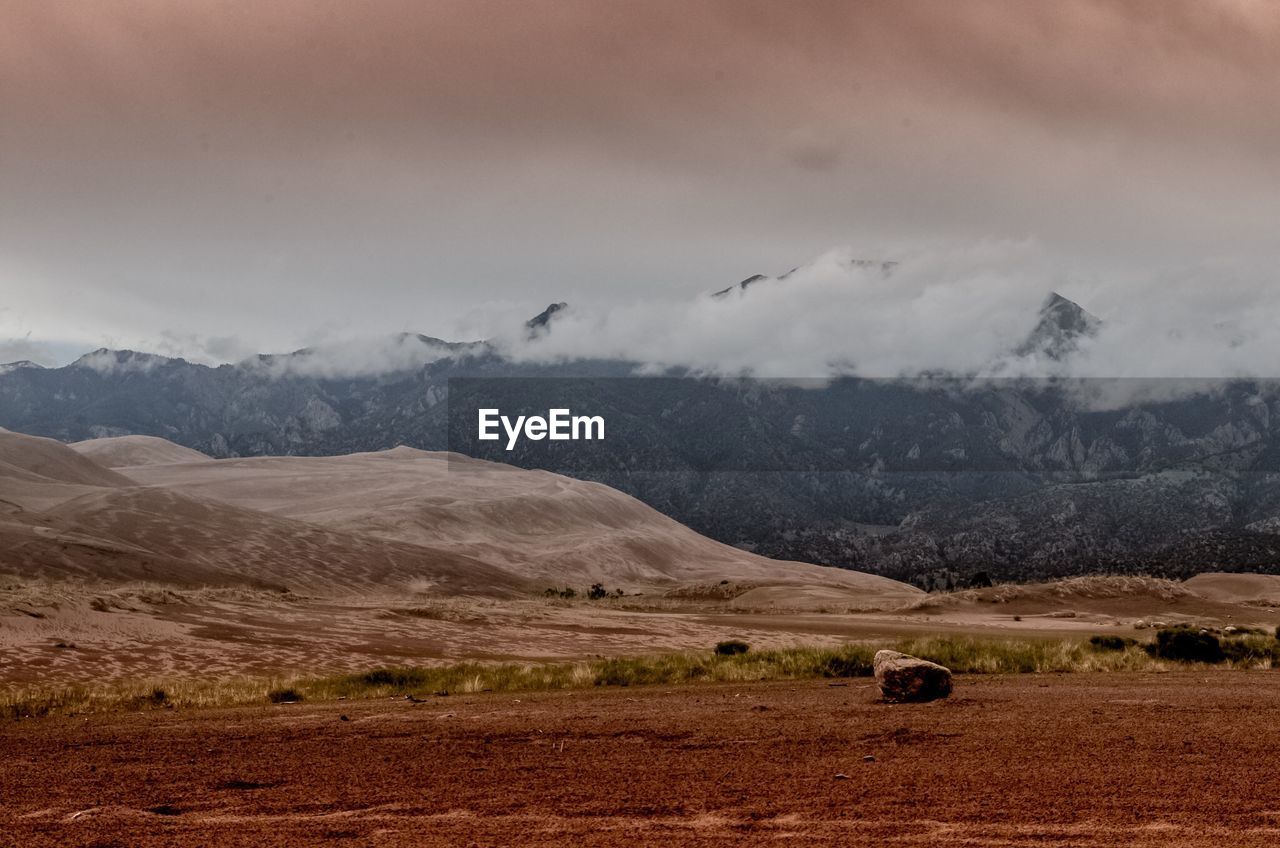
left=490, top=243, right=1280, bottom=386
left=239, top=334, right=480, bottom=379
left=494, top=242, right=1057, bottom=377
left=27, top=243, right=1280, bottom=393
left=71, top=349, right=172, bottom=374
left=0, top=334, right=57, bottom=367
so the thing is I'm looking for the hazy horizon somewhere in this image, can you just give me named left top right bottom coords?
left=5, top=1, right=1280, bottom=375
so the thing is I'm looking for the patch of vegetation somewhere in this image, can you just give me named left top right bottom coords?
left=10, top=631, right=1280, bottom=722
left=714, top=640, right=750, bottom=656
left=1089, top=635, right=1138, bottom=652
left=1223, top=625, right=1269, bottom=636
left=358, top=668, right=431, bottom=688
left=1145, top=626, right=1223, bottom=663
left=1220, top=635, right=1280, bottom=665
left=266, top=687, right=303, bottom=704
left=546, top=585, right=623, bottom=601
left=1143, top=625, right=1280, bottom=665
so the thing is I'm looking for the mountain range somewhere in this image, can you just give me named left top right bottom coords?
left=5, top=264, right=1280, bottom=589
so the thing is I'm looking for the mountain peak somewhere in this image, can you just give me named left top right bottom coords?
left=526, top=302, right=568, bottom=336
left=71, top=349, right=183, bottom=373
left=711, top=256, right=897, bottom=298
left=711, top=274, right=770, bottom=298
left=1015, top=292, right=1101, bottom=360
left=0, top=360, right=44, bottom=375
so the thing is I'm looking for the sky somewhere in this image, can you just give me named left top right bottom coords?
left=3, top=0, right=1280, bottom=371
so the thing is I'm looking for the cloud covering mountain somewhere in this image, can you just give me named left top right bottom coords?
left=5, top=1, right=1280, bottom=363
left=488, top=245, right=1280, bottom=383
left=14, top=243, right=1280, bottom=385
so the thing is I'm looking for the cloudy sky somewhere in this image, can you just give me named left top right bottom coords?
left=3, top=0, right=1280, bottom=368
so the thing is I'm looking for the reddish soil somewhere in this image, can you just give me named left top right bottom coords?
left=5, top=673, right=1280, bottom=846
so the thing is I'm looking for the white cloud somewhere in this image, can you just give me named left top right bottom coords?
left=487, top=244, right=1280, bottom=385
left=0, top=334, right=58, bottom=367
left=493, top=242, right=1054, bottom=377
left=238, top=334, right=481, bottom=379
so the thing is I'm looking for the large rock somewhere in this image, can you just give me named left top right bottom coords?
left=873, top=650, right=953, bottom=702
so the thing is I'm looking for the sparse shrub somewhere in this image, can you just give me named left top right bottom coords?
left=1089, top=635, right=1137, bottom=653
left=1220, top=635, right=1280, bottom=665
left=714, top=639, right=750, bottom=656
left=1275, top=624, right=1280, bottom=641
left=358, top=668, right=429, bottom=689
left=588, top=583, right=608, bottom=600
left=125, top=687, right=169, bottom=710
left=559, top=588, right=576, bottom=600
left=89, top=597, right=110, bottom=613
left=267, top=687, right=303, bottom=703
left=820, top=653, right=873, bottom=678
left=1147, top=628, right=1225, bottom=664
left=544, top=588, right=558, bottom=598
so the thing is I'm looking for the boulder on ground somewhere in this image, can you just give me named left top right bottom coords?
left=873, top=650, right=953, bottom=702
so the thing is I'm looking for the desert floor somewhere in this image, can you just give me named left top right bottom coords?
left=5, top=671, right=1280, bottom=847
left=5, top=572, right=1277, bottom=687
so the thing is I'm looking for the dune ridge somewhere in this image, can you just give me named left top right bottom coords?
left=2, top=430, right=916, bottom=602
left=71, top=435, right=210, bottom=468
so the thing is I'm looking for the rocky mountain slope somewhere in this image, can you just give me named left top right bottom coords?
left=5, top=271, right=1280, bottom=588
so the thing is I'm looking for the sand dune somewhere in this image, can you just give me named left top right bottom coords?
left=1183, top=572, right=1280, bottom=605
left=0, top=430, right=135, bottom=513
left=0, top=433, right=519, bottom=595
left=0, top=431, right=134, bottom=490
left=1, top=430, right=916, bottom=603
left=71, top=435, right=210, bottom=467
left=41, top=486, right=521, bottom=595
left=125, top=445, right=915, bottom=598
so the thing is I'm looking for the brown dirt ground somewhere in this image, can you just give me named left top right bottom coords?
left=5, top=672, right=1280, bottom=846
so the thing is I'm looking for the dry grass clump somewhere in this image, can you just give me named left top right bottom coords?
left=7, top=632, right=1278, bottom=722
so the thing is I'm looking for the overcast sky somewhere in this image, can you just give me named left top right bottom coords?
left=3, top=0, right=1280, bottom=367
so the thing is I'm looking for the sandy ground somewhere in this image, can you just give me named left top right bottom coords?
left=6, top=573, right=1279, bottom=687
left=6, top=672, right=1280, bottom=846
